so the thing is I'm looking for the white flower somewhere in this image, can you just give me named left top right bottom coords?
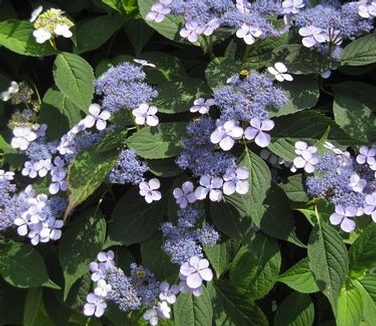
left=132, top=103, right=159, bottom=126
left=190, top=98, right=215, bottom=114
left=30, top=6, right=43, bottom=22
left=0, top=170, right=15, bottom=181
left=139, top=178, right=162, bottom=203
left=299, top=26, right=327, bottom=48
left=236, top=23, right=262, bottom=45
left=210, top=119, right=243, bottom=151
left=358, top=2, right=376, bottom=18
left=293, top=151, right=319, bottom=173
left=348, top=173, right=367, bottom=193
left=1, top=81, right=19, bottom=101
left=84, top=103, right=111, bottom=130
left=244, top=118, right=274, bottom=148
left=180, top=21, right=205, bottom=43
left=83, top=293, right=107, bottom=317
left=267, top=62, right=293, bottom=82
left=282, top=0, right=304, bottom=14
left=33, top=27, right=52, bottom=44
left=94, top=279, right=112, bottom=297
left=11, top=127, right=37, bottom=150
left=145, top=1, right=172, bottom=23
left=159, top=281, right=180, bottom=304
left=157, top=301, right=171, bottom=319
left=133, top=59, right=156, bottom=68
left=223, top=166, right=249, bottom=195
left=54, top=23, right=73, bottom=38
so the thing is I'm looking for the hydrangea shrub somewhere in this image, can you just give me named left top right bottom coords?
left=1, top=0, right=376, bottom=325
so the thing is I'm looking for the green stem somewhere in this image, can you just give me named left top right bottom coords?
left=202, top=35, right=214, bottom=59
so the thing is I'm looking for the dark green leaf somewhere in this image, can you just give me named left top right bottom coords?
left=205, top=57, right=242, bottom=91
left=278, top=174, right=309, bottom=203
left=308, top=223, right=348, bottom=315
left=53, top=52, right=95, bottom=108
left=276, top=258, right=320, bottom=294
left=126, top=122, right=187, bottom=159
left=59, top=209, right=106, bottom=300
left=230, top=233, right=281, bottom=300
left=174, top=286, right=213, bottom=326
left=273, top=292, right=314, bottom=326
left=107, top=186, right=167, bottom=245
left=24, top=287, right=53, bottom=326
left=124, top=19, right=154, bottom=55
left=341, top=34, right=376, bottom=66
left=0, top=282, right=25, bottom=325
left=147, top=158, right=183, bottom=177
left=332, top=81, right=376, bottom=143
left=0, top=20, right=57, bottom=56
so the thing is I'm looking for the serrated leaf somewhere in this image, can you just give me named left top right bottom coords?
left=138, top=0, right=183, bottom=43
left=205, top=57, right=242, bottom=91
left=308, top=223, right=349, bottom=315
left=65, top=147, right=119, bottom=220
left=341, top=34, right=376, bottom=66
left=174, top=286, right=213, bottom=326
left=0, top=20, right=57, bottom=56
left=53, top=52, right=94, bottom=108
left=359, top=274, right=376, bottom=303
left=353, top=278, right=376, bottom=325
left=230, top=233, right=281, bottom=300
left=75, top=14, right=123, bottom=54
left=204, top=239, right=239, bottom=278
left=278, top=174, right=309, bottom=203
left=0, top=241, right=50, bottom=288
left=271, top=75, right=319, bottom=117
left=273, top=292, right=314, bottom=326
left=332, top=81, right=376, bottom=143
left=107, top=187, right=167, bottom=245
left=349, top=224, right=376, bottom=274
left=277, top=258, right=320, bottom=294
left=126, top=122, right=187, bottom=159
left=336, top=280, right=363, bottom=326
left=208, top=281, right=268, bottom=326
left=59, top=209, right=106, bottom=300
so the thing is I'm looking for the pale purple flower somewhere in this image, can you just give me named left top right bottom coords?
left=83, top=293, right=107, bottom=317
left=14, top=214, right=31, bottom=236
left=173, top=181, right=196, bottom=208
left=180, top=21, right=205, bottom=43
left=244, top=118, right=274, bottom=148
left=84, top=103, right=111, bottom=131
left=11, top=127, right=37, bottom=150
left=146, top=0, right=172, bottom=23
left=190, top=98, right=215, bottom=114
left=236, top=23, right=262, bottom=45
left=358, top=2, right=376, bottom=18
left=30, top=5, right=43, bottom=22
left=293, top=151, right=319, bottom=173
left=139, top=178, right=162, bottom=203
left=364, top=192, right=376, bottom=222
left=179, top=256, right=213, bottom=290
left=0, top=169, right=14, bottom=181
left=223, top=166, right=249, bottom=195
left=179, top=279, right=202, bottom=296
left=236, top=0, right=251, bottom=13
left=202, top=19, right=220, bottom=36
left=97, top=250, right=115, bottom=267
left=132, top=103, right=159, bottom=126
left=157, top=301, right=171, bottom=319
left=34, top=159, right=52, bottom=177
left=282, top=0, right=304, bottom=14
left=299, top=26, right=327, bottom=48
left=210, top=119, right=243, bottom=151
left=22, top=161, right=38, bottom=178
left=356, top=146, right=376, bottom=165
left=159, top=281, right=180, bottom=304
left=49, top=168, right=67, bottom=194
left=39, top=218, right=64, bottom=243
left=267, top=62, right=293, bottom=82
left=195, top=175, right=223, bottom=202
left=348, top=173, right=367, bottom=193
left=329, top=205, right=357, bottom=233
left=143, top=307, right=159, bottom=326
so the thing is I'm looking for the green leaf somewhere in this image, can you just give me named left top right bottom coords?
left=332, top=81, right=376, bottom=143
left=269, top=111, right=361, bottom=161
left=276, top=258, right=320, bottom=294
left=126, top=122, right=187, bottom=159
left=0, top=283, right=25, bottom=325
left=354, top=277, right=376, bottom=324
left=208, top=281, right=269, bottom=326
left=153, top=78, right=210, bottom=114
left=140, top=232, right=178, bottom=280
left=124, top=19, right=154, bottom=56
left=0, top=20, right=57, bottom=56
left=336, top=280, right=363, bottom=326
left=138, top=0, right=183, bottom=42
left=349, top=224, right=376, bottom=274
left=273, top=292, right=314, bottom=326
left=53, top=52, right=95, bottom=108
left=271, top=75, right=319, bottom=117
left=39, top=87, right=83, bottom=140
left=0, top=241, right=51, bottom=288
left=341, top=34, right=376, bottom=66
left=359, top=274, right=376, bottom=304
left=174, top=286, right=213, bottom=326
left=230, top=233, right=281, bottom=300
left=308, top=223, right=349, bottom=315
left=24, top=287, right=53, bottom=326
left=204, top=239, right=239, bottom=279
left=59, top=209, right=106, bottom=300
left=205, top=57, right=242, bottom=91
left=0, top=134, right=13, bottom=151
left=278, top=174, right=309, bottom=203
left=75, top=14, right=123, bottom=54
left=107, top=187, right=167, bottom=245
left=65, top=146, right=119, bottom=220
left=147, top=158, right=183, bottom=177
